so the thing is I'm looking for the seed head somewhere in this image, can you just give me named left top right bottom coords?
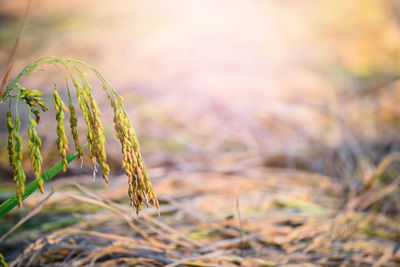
left=68, top=100, right=83, bottom=158
left=73, top=77, right=110, bottom=183
left=17, top=83, right=48, bottom=123
left=54, top=89, right=69, bottom=171
left=28, top=117, right=44, bottom=193
left=110, top=96, right=159, bottom=212
left=13, top=116, right=26, bottom=207
left=6, top=110, right=16, bottom=172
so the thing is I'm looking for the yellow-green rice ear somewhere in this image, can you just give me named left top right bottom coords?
left=28, top=116, right=43, bottom=193
left=54, top=89, right=69, bottom=172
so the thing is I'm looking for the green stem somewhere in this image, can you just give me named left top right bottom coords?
left=0, top=126, right=110, bottom=218
left=0, top=252, right=7, bottom=267
left=0, top=149, right=82, bottom=218
left=0, top=57, right=51, bottom=103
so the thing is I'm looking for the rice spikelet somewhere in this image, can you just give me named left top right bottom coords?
left=68, top=100, right=83, bottom=159
left=13, top=116, right=26, bottom=207
left=28, top=116, right=43, bottom=193
left=110, top=96, right=159, bottom=212
left=16, top=83, right=48, bottom=123
left=54, top=89, right=69, bottom=171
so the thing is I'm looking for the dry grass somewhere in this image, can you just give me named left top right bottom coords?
left=1, top=160, right=399, bottom=266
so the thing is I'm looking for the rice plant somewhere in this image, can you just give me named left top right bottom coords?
left=0, top=57, right=158, bottom=215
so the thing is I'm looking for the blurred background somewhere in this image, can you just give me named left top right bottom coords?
left=0, top=0, right=400, bottom=266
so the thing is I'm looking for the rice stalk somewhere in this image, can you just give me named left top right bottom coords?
left=1, top=57, right=158, bottom=212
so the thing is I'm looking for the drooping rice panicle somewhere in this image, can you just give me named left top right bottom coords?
left=13, top=115, right=26, bottom=207
left=55, top=63, right=84, bottom=160
left=28, top=114, right=43, bottom=193
left=110, top=93, right=159, bottom=212
left=72, top=76, right=98, bottom=171
left=68, top=99, right=83, bottom=159
left=53, top=89, right=69, bottom=171
left=87, top=90, right=110, bottom=183
left=6, top=105, right=16, bottom=182
left=16, top=83, right=48, bottom=123
left=3, top=57, right=158, bottom=212
left=7, top=109, right=15, bottom=170
left=7, top=100, right=25, bottom=207
left=78, top=70, right=109, bottom=183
